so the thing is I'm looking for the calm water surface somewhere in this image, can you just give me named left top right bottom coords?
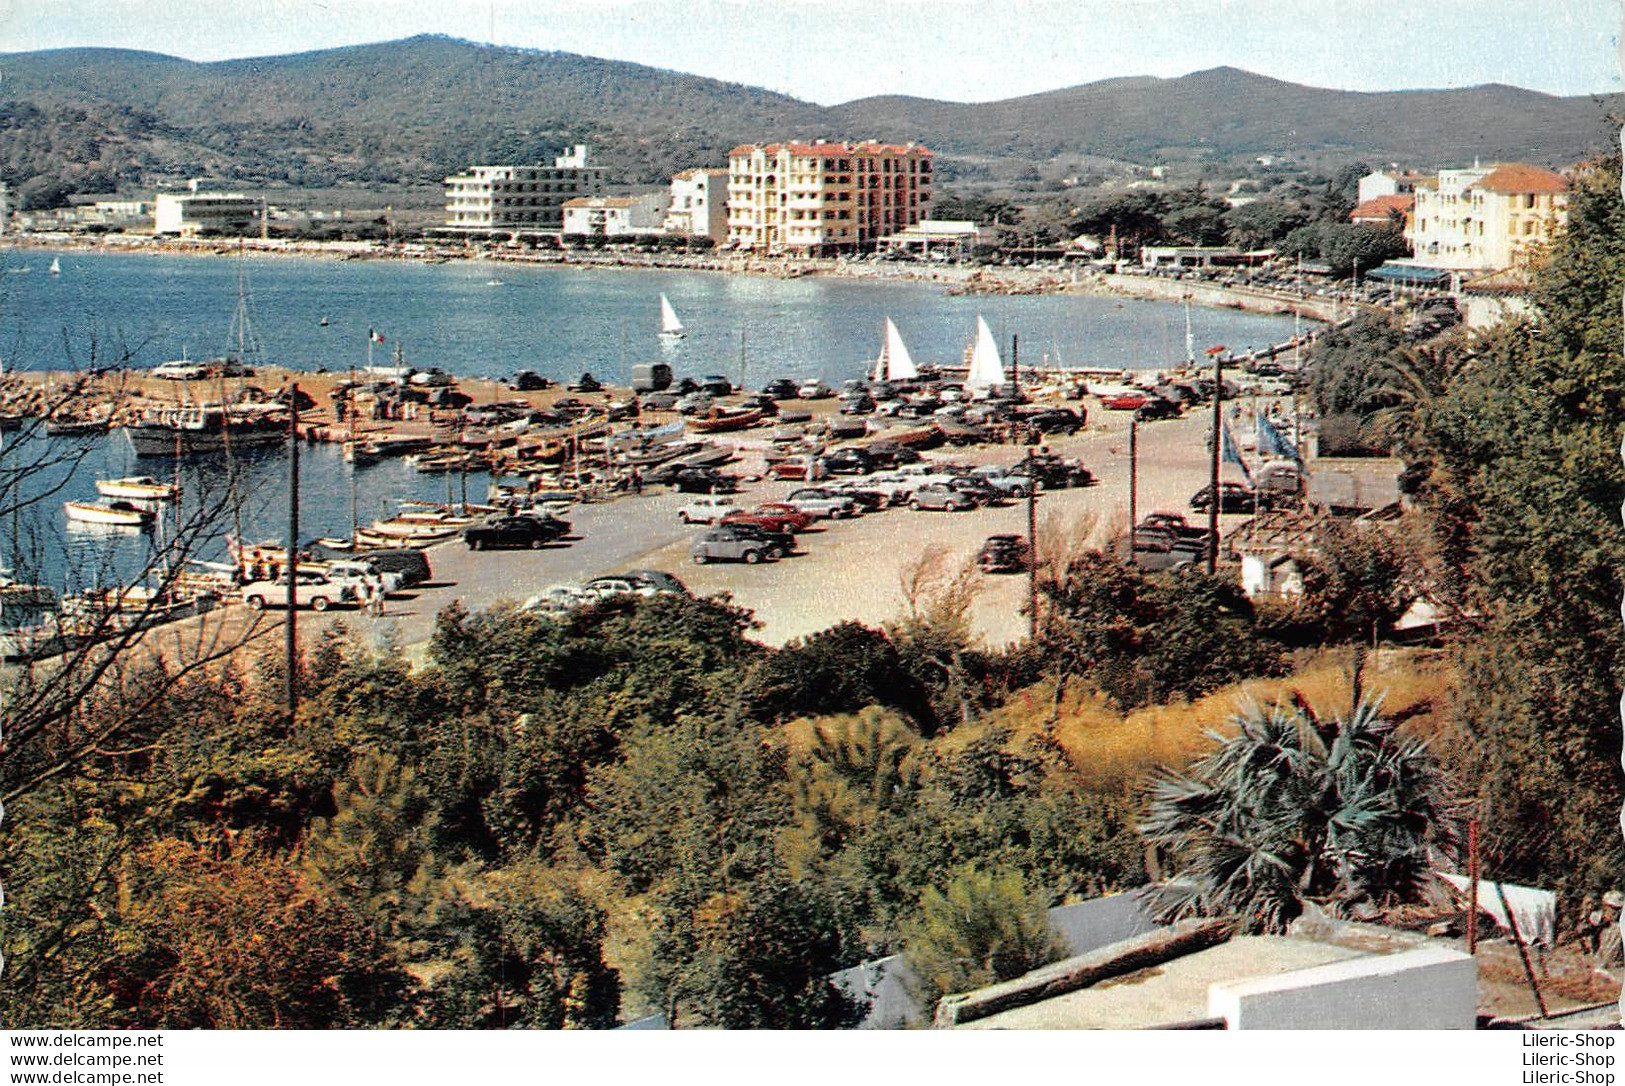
left=0, top=250, right=1303, bottom=605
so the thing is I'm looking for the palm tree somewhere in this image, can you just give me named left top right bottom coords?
left=1139, top=694, right=1459, bottom=934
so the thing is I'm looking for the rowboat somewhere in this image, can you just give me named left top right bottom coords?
left=64, top=500, right=155, bottom=528
left=96, top=476, right=179, bottom=502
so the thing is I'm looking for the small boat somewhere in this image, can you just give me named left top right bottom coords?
left=64, top=500, right=156, bottom=528
left=49, top=257, right=61, bottom=277
left=0, top=575, right=56, bottom=609
left=872, top=317, right=921, bottom=382
left=659, top=294, right=686, bottom=340
left=319, top=317, right=330, bottom=327
left=486, top=278, right=505, bottom=287
left=46, top=417, right=110, bottom=437
left=689, top=407, right=764, bottom=434
left=96, top=476, right=179, bottom=502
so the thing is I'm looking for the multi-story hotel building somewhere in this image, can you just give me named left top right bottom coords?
left=153, top=180, right=265, bottom=237
left=1406, top=163, right=1569, bottom=272
left=443, top=145, right=608, bottom=237
left=726, top=141, right=932, bottom=254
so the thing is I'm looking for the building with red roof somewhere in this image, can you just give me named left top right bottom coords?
left=727, top=140, right=933, bottom=254
left=1406, top=163, right=1569, bottom=272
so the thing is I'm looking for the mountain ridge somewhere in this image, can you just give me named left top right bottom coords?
left=0, top=35, right=1614, bottom=206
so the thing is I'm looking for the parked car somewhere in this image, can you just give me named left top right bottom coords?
left=464, top=515, right=569, bottom=550
left=675, top=392, right=714, bottom=415
left=1189, top=482, right=1265, bottom=514
left=581, top=575, right=661, bottom=600
left=1136, top=512, right=1215, bottom=547
left=1013, top=455, right=1094, bottom=490
left=1100, top=391, right=1149, bottom=411
left=671, top=467, right=740, bottom=494
left=840, top=392, right=875, bottom=415
left=698, top=374, right=734, bottom=396
left=521, top=583, right=596, bottom=614
left=620, top=569, right=690, bottom=595
left=151, top=359, right=210, bottom=380
left=316, top=558, right=404, bottom=597
left=241, top=571, right=354, bottom=611
left=824, top=447, right=875, bottom=475
left=1135, top=397, right=1182, bottom=421
left=1132, top=528, right=1207, bottom=571
left=797, top=378, right=833, bottom=399
left=977, top=534, right=1031, bottom=573
left=640, top=391, right=682, bottom=411
left=717, top=522, right=796, bottom=559
left=945, top=475, right=1004, bottom=505
left=678, top=495, right=741, bottom=524
left=909, top=483, right=977, bottom=512
left=692, top=526, right=777, bottom=564
left=723, top=506, right=813, bottom=534
left=784, top=487, right=859, bottom=519
left=1013, top=406, right=1085, bottom=434
left=306, top=544, right=432, bottom=588
left=968, top=464, right=1033, bottom=499
left=761, top=378, right=800, bottom=400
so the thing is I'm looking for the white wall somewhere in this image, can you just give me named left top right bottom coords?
left=1207, top=945, right=1477, bottom=1029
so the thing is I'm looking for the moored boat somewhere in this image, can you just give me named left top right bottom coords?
left=689, top=407, right=764, bottom=434
left=64, top=500, right=156, bottom=528
left=96, top=476, right=180, bottom=502
left=125, top=403, right=288, bottom=458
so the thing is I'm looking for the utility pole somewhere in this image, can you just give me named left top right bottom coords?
left=1010, top=333, right=1019, bottom=394
left=1206, top=346, right=1225, bottom=574
left=1026, top=445, right=1038, bottom=642
left=285, top=383, right=300, bottom=724
left=1128, top=418, right=1138, bottom=556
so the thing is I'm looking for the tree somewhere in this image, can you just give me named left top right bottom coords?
left=1141, top=694, right=1459, bottom=933
left=901, top=864, right=1066, bottom=1008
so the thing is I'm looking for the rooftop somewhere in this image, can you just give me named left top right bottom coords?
left=1471, top=163, right=1570, bottom=194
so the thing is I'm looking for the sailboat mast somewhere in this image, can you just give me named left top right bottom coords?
left=286, top=383, right=300, bottom=723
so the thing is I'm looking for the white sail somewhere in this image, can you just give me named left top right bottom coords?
left=49, top=257, right=61, bottom=276
left=659, top=294, right=685, bottom=337
left=965, top=315, right=1005, bottom=390
left=881, top=318, right=919, bottom=382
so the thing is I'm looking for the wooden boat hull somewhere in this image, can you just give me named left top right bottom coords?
left=64, top=501, right=154, bottom=528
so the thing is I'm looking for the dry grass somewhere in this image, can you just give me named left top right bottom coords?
left=964, top=645, right=1456, bottom=788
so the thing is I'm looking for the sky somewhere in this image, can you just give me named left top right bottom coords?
left=0, top=0, right=1617, bottom=105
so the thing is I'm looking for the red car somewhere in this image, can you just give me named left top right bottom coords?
left=1100, top=391, right=1150, bottom=411
left=722, top=504, right=814, bottom=534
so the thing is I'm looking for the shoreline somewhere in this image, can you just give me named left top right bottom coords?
left=0, top=232, right=1354, bottom=323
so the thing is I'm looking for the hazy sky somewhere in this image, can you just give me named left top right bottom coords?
left=0, top=0, right=1617, bottom=104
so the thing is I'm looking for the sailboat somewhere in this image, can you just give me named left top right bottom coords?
left=964, top=315, right=1007, bottom=392
left=872, top=318, right=920, bottom=383
left=659, top=294, right=686, bottom=340
left=48, top=257, right=61, bottom=277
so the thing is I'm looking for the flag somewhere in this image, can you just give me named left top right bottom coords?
left=1256, top=413, right=1301, bottom=463
left=369, top=329, right=385, bottom=344
left=1221, top=422, right=1252, bottom=484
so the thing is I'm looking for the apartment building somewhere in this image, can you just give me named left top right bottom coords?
left=726, top=141, right=932, bottom=254
left=443, top=145, right=608, bottom=236
left=1406, top=163, right=1569, bottom=271
left=663, top=169, right=729, bottom=244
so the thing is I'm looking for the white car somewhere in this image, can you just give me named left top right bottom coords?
left=797, top=378, right=832, bottom=399
left=241, top=571, right=354, bottom=612
left=315, top=559, right=403, bottom=597
left=677, top=495, right=740, bottom=524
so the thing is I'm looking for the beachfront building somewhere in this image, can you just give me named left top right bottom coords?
left=1405, top=163, right=1569, bottom=272
left=1356, top=168, right=1428, bottom=205
left=442, top=145, right=608, bottom=238
left=562, top=192, right=672, bottom=237
left=153, top=180, right=265, bottom=237
left=663, top=168, right=729, bottom=244
left=727, top=140, right=933, bottom=255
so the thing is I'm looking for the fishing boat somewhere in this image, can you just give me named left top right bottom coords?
left=64, top=500, right=156, bottom=528
left=871, top=317, right=921, bottom=383
left=125, top=402, right=288, bottom=458
left=659, top=294, right=686, bottom=340
left=96, top=476, right=179, bottom=502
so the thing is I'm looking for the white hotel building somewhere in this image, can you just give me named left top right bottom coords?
left=443, top=145, right=608, bottom=237
left=727, top=141, right=933, bottom=255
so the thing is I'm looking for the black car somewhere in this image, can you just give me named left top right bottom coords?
left=1015, top=407, right=1085, bottom=434
left=946, top=475, right=1004, bottom=504
left=977, top=534, right=1031, bottom=573
left=464, top=516, right=568, bottom=550
left=1135, top=397, right=1182, bottom=421
left=671, top=467, right=740, bottom=494
left=719, top=522, right=796, bottom=559
left=1015, top=456, right=1094, bottom=490
left=840, top=393, right=875, bottom=415
left=307, top=544, right=431, bottom=587
left=761, top=378, right=800, bottom=400
left=824, top=447, right=875, bottom=475
left=698, top=374, right=735, bottom=396
left=1189, top=482, right=1265, bottom=514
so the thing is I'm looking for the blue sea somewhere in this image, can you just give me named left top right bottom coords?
left=0, top=250, right=1302, bottom=609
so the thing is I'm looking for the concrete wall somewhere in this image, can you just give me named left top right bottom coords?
left=1207, top=944, right=1477, bottom=1029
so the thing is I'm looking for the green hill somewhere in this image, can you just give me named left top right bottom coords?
left=0, top=36, right=1615, bottom=207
